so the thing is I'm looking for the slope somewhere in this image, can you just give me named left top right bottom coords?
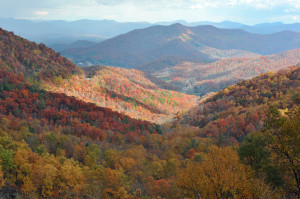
left=43, top=66, right=198, bottom=124
left=0, top=28, right=159, bottom=135
left=0, top=27, right=81, bottom=82
left=177, top=65, right=299, bottom=144
left=0, top=70, right=157, bottom=137
left=63, top=23, right=212, bottom=68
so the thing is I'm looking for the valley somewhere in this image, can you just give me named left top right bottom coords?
left=0, top=14, right=299, bottom=199
left=152, top=49, right=300, bottom=95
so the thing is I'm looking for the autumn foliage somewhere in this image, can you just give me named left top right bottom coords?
left=0, top=27, right=299, bottom=198
left=154, top=49, right=300, bottom=95
left=44, top=66, right=198, bottom=123
left=0, top=71, right=159, bottom=142
left=180, top=66, right=300, bottom=144
left=0, top=28, right=80, bottom=81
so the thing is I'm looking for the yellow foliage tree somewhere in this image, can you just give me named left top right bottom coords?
left=176, top=146, right=269, bottom=198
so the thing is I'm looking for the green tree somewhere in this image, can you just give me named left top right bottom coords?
left=238, top=132, right=283, bottom=187
left=262, top=106, right=300, bottom=197
left=238, top=132, right=270, bottom=172
left=0, top=145, right=16, bottom=174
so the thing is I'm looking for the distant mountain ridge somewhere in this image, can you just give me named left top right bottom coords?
left=242, top=22, right=300, bottom=34
left=0, top=18, right=150, bottom=45
left=48, top=40, right=98, bottom=52
left=1, top=18, right=299, bottom=51
left=62, top=23, right=300, bottom=68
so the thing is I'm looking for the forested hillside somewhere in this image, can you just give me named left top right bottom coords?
left=44, top=66, right=198, bottom=123
left=179, top=66, right=299, bottom=143
left=0, top=71, right=159, bottom=139
left=0, top=28, right=80, bottom=82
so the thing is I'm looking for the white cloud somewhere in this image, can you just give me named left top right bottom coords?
left=292, top=15, right=299, bottom=20
left=190, top=4, right=203, bottom=9
left=34, top=11, right=49, bottom=16
left=228, top=0, right=238, bottom=6
left=284, top=8, right=296, bottom=12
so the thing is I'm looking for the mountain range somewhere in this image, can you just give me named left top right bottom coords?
left=0, top=18, right=151, bottom=46
left=62, top=23, right=300, bottom=69
left=1, top=18, right=300, bottom=51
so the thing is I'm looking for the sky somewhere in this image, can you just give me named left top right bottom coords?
left=0, top=0, right=300, bottom=24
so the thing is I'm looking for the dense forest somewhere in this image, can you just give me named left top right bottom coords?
left=0, top=68, right=298, bottom=198
left=0, top=28, right=299, bottom=198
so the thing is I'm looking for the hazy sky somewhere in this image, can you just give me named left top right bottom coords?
left=1, top=0, right=300, bottom=24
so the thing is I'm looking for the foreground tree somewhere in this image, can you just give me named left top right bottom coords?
left=239, top=106, right=300, bottom=198
left=262, top=106, right=300, bottom=197
left=176, top=146, right=278, bottom=198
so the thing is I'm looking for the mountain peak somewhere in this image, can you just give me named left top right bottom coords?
left=168, top=23, right=187, bottom=30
